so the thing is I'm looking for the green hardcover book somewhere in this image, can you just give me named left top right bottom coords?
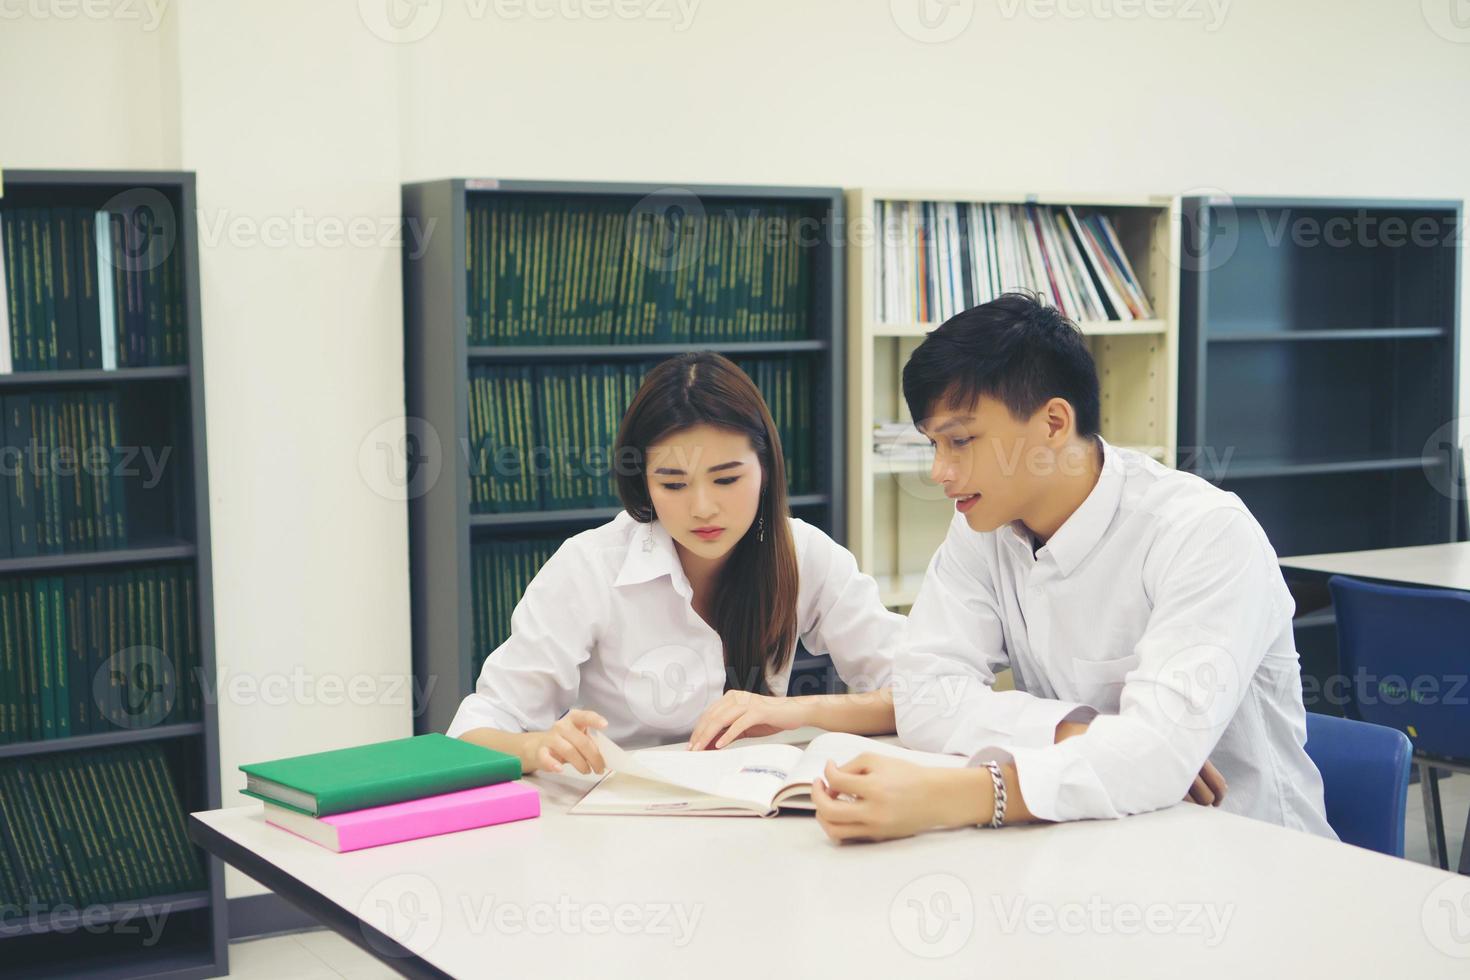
left=28, top=400, right=49, bottom=554
left=73, top=209, right=102, bottom=370
left=182, top=571, right=200, bottom=720
left=238, top=733, right=522, bottom=817
left=104, top=393, right=127, bottom=544
left=84, top=393, right=107, bottom=549
left=34, top=579, right=53, bottom=739
left=82, top=574, right=104, bottom=733
left=2, top=210, right=22, bottom=371
left=52, top=397, right=76, bottom=551
left=16, top=585, right=36, bottom=740
left=44, top=396, right=64, bottom=553
left=64, top=575, right=88, bottom=734
left=39, top=213, right=59, bottom=369
left=72, top=398, right=96, bottom=549
left=160, top=567, right=179, bottom=726
left=105, top=572, right=122, bottom=729
left=3, top=397, right=32, bottom=558
left=0, top=585, right=13, bottom=742
left=51, top=210, right=81, bottom=371
left=122, top=568, right=138, bottom=725
left=18, top=210, right=37, bottom=371
left=49, top=576, right=68, bottom=739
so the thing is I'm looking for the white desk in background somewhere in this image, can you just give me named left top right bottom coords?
left=1280, top=541, right=1470, bottom=592
left=189, top=731, right=1470, bottom=979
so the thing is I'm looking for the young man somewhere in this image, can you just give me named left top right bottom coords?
left=813, top=293, right=1334, bottom=842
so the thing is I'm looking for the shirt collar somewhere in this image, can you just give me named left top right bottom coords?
left=614, top=515, right=693, bottom=598
left=1014, top=436, right=1126, bottom=577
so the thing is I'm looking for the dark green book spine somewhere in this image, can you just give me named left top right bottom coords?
left=76, top=209, right=103, bottom=369
left=4, top=396, right=36, bottom=557
left=0, top=584, right=13, bottom=742
left=65, top=575, right=88, bottom=734
left=34, top=579, right=53, bottom=739
left=49, top=576, right=68, bottom=739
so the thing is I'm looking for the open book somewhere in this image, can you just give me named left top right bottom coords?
left=570, top=731, right=969, bottom=817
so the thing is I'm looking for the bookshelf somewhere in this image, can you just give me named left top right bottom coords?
left=1177, top=194, right=1463, bottom=713
left=0, top=170, right=224, bottom=980
left=403, top=179, right=846, bottom=735
left=846, top=188, right=1180, bottom=607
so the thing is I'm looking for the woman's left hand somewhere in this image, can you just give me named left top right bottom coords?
left=687, top=691, right=810, bottom=750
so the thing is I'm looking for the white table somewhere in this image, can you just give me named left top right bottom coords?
left=189, top=735, right=1470, bottom=979
left=1280, top=541, right=1470, bottom=592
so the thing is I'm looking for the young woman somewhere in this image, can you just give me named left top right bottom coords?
left=446, top=352, right=904, bottom=775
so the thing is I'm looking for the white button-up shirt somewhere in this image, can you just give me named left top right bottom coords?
left=446, top=512, right=903, bottom=748
left=895, top=438, right=1335, bottom=838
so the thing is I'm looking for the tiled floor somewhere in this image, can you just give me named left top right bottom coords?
left=222, top=773, right=1470, bottom=978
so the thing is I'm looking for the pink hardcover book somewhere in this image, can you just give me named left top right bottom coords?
left=264, top=780, right=540, bottom=852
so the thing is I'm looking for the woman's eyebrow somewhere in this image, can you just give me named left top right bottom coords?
left=652, top=460, right=747, bottom=476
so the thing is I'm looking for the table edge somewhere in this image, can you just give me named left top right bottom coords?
left=187, top=813, right=453, bottom=980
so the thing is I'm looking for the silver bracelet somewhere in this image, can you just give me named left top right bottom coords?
left=982, top=761, right=1006, bottom=828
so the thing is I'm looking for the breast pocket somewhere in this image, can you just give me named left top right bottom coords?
left=1071, top=653, right=1141, bottom=714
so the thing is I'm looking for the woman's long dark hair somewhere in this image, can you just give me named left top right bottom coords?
left=614, top=353, right=799, bottom=695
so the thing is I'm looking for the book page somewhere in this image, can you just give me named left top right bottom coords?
left=591, top=731, right=804, bottom=809
left=571, top=772, right=765, bottom=816
left=781, top=733, right=970, bottom=801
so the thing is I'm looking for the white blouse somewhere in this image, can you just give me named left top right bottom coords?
left=446, top=512, right=904, bottom=748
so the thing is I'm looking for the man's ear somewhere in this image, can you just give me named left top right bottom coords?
left=1043, top=397, right=1075, bottom=443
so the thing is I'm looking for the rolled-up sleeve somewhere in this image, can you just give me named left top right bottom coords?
left=444, top=539, right=606, bottom=739
left=984, top=509, right=1281, bottom=822
left=895, top=517, right=1095, bottom=755
left=795, top=523, right=903, bottom=691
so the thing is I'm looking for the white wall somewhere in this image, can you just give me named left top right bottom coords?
left=2, top=0, right=1469, bottom=899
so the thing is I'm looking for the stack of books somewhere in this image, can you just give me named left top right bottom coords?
left=873, top=200, right=1155, bottom=326
left=873, top=421, right=933, bottom=461
left=239, top=733, right=537, bottom=853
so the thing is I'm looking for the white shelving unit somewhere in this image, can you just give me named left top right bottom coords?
left=846, top=188, right=1181, bottom=607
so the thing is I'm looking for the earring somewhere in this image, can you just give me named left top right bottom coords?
left=758, top=514, right=765, bottom=543
left=643, top=519, right=656, bottom=553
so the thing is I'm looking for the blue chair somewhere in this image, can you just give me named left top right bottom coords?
left=1328, top=574, right=1470, bottom=871
left=1303, top=712, right=1412, bottom=857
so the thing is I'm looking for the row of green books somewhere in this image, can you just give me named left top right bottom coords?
left=0, top=563, right=200, bottom=744
left=0, top=207, right=189, bottom=373
left=466, top=195, right=814, bottom=345
left=468, top=363, right=648, bottom=513
left=468, top=358, right=817, bottom=514
left=471, top=535, right=561, bottom=674
left=733, top=357, right=816, bottom=500
left=0, top=744, right=205, bottom=916
left=0, top=391, right=133, bottom=559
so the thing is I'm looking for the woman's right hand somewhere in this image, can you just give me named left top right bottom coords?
left=519, top=709, right=609, bottom=774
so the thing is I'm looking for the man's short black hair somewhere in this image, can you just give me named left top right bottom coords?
left=902, top=291, right=1101, bottom=437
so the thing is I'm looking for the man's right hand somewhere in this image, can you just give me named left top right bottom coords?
left=519, top=709, right=608, bottom=774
